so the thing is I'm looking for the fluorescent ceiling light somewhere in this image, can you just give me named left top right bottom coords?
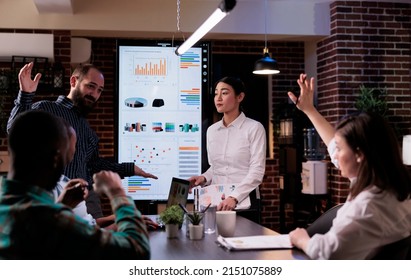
left=175, top=0, right=236, bottom=56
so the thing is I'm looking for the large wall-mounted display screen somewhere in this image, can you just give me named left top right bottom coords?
left=116, top=40, right=210, bottom=201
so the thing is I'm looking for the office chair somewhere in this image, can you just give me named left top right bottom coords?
left=372, top=235, right=411, bottom=260
left=236, top=187, right=261, bottom=224
left=306, top=204, right=343, bottom=237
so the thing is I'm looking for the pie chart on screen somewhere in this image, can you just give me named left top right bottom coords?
left=125, top=97, right=148, bottom=108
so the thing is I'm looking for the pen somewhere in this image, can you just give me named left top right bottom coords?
left=201, top=203, right=212, bottom=213
left=178, top=203, right=188, bottom=214
left=194, top=188, right=199, bottom=211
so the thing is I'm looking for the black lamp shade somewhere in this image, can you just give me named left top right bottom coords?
left=253, top=53, right=280, bottom=75
left=219, top=0, right=236, bottom=12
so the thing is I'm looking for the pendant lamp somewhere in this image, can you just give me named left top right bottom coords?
left=253, top=0, right=280, bottom=75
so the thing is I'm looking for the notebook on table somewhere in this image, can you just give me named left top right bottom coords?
left=216, top=234, right=293, bottom=251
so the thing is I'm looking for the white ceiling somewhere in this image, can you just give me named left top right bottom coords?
left=30, top=0, right=411, bottom=14
left=5, top=0, right=409, bottom=41
left=5, top=0, right=331, bottom=41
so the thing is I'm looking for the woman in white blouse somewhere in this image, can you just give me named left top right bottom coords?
left=287, top=74, right=411, bottom=259
left=189, top=77, right=266, bottom=211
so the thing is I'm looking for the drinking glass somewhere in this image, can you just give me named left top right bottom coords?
left=202, top=205, right=216, bottom=234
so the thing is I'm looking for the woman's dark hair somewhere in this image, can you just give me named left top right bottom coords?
left=336, top=111, right=411, bottom=201
left=214, top=76, right=246, bottom=96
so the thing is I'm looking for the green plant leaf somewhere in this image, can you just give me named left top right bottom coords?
left=355, top=85, right=388, bottom=116
left=186, top=211, right=204, bottom=225
left=159, top=205, right=184, bottom=225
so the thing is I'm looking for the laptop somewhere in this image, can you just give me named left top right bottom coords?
left=166, top=177, right=190, bottom=207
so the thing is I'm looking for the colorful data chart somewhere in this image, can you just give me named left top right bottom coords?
left=165, top=122, right=175, bottom=132
left=152, top=122, right=163, bottom=132
left=135, top=58, right=167, bottom=76
left=178, top=123, right=199, bottom=133
left=178, top=146, right=200, bottom=178
left=124, top=122, right=147, bottom=132
left=179, top=52, right=200, bottom=69
left=124, top=97, right=148, bottom=108
left=127, top=177, right=151, bottom=192
left=134, top=144, right=173, bottom=165
left=180, top=88, right=200, bottom=106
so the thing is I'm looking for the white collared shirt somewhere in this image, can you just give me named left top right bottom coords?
left=54, top=175, right=96, bottom=226
left=202, top=112, right=266, bottom=206
left=307, top=186, right=411, bottom=259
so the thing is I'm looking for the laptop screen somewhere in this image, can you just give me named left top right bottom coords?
left=166, top=177, right=190, bottom=207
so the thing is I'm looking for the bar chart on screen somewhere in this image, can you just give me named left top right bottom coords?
left=179, top=51, right=201, bottom=69
left=134, top=57, right=167, bottom=76
left=123, top=175, right=163, bottom=199
left=178, top=146, right=200, bottom=178
left=180, top=87, right=200, bottom=108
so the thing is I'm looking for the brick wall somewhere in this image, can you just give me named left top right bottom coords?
left=86, top=38, right=117, bottom=158
left=316, top=1, right=411, bottom=204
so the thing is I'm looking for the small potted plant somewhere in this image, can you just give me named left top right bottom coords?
left=159, top=205, right=184, bottom=238
left=186, top=211, right=204, bottom=240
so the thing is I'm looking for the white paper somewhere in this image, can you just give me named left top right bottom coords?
left=217, top=234, right=293, bottom=251
left=199, top=184, right=250, bottom=210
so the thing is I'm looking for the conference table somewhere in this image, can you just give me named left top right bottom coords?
left=147, top=215, right=309, bottom=260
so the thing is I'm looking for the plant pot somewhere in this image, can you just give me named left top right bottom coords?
left=165, top=224, right=179, bottom=239
left=189, top=224, right=204, bottom=240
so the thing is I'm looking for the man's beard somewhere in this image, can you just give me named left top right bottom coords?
left=71, top=87, right=97, bottom=116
